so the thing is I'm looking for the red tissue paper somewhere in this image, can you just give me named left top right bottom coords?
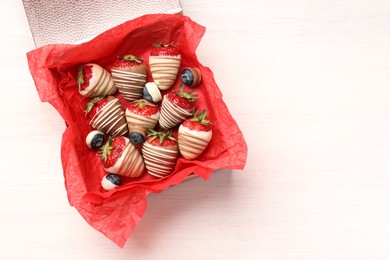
left=27, top=14, right=247, bottom=247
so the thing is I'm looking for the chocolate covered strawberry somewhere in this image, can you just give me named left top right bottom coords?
left=100, top=136, right=144, bottom=178
left=149, top=43, right=181, bottom=90
left=178, top=110, right=213, bottom=160
left=85, top=96, right=128, bottom=136
left=142, top=130, right=178, bottom=178
left=111, top=55, right=147, bottom=101
left=77, top=63, right=116, bottom=97
left=125, top=99, right=160, bottom=144
left=159, top=84, right=198, bottom=129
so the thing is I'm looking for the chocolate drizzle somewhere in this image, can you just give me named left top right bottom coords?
left=89, top=97, right=128, bottom=136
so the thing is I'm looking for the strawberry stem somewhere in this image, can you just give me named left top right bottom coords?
left=77, top=66, right=85, bottom=89
left=152, top=42, right=176, bottom=48
left=99, top=136, right=114, bottom=162
left=176, top=83, right=199, bottom=102
left=146, top=129, right=176, bottom=144
left=85, top=96, right=104, bottom=116
left=122, top=55, right=143, bottom=63
left=133, top=99, right=156, bottom=109
left=190, top=109, right=211, bottom=125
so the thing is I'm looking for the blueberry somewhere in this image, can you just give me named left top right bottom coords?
left=86, top=130, right=105, bottom=149
left=143, top=87, right=153, bottom=102
left=181, top=68, right=194, bottom=86
left=129, top=132, right=145, bottom=144
left=101, top=173, right=121, bottom=191
left=105, top=174, right=121, bottom=186
left=91, top=134, right=104, bottom=149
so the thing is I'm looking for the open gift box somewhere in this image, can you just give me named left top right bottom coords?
left=25, top=10, right=247, bottom=247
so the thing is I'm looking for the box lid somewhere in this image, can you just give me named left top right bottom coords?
left=22, top=0, right=182, bottom=47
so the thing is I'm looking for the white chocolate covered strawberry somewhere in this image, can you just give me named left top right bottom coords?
left=149, top=43, right=181, bottom=90
left=111, top=55, right=147, bottom=101
left=142, top=130, right=178, bottom=178
left=100, top=136, right=144, bottom=178
left=125, top=99, right=160, bottom=144
left=159, top=84, right=198, bottom=129
left=77, top=63, right=116, bottom=97
left=178, top=110, right=213, bottom=160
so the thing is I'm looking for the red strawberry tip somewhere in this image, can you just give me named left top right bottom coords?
left=85, top=96, right=105, bottom=116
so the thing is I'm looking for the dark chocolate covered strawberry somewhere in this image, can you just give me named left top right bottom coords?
left=149, top=43, right=181, bottom=90
left=85, top=96, right=128, bottom=137
left=111, top=55, right=147, bottom=101
left=77, top=63, right=116, bottom=97
left=159, top=84, right=198, bottom=129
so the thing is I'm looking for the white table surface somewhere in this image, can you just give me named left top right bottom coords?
left=2, top=0, right=390, bottom=259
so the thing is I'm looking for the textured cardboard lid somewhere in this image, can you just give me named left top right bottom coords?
left=22, top=0, right=182, bottom=47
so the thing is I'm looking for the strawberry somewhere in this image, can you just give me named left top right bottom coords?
left=100, top=136, right=144, bottom=178
left=77, top=63, right=116, bottom=97
left=142, top=130, right=179, bottom=178
left=149, top=43, right=181, bottom=90
left=125, top=99, right=160, bottom=144
left=178, top=110, right=213, bottom=160
left=111, top=55, right=147, bottom=101
left=85, top=96, right=128, bottom=136
left=159, top=84, right=198, bottom=129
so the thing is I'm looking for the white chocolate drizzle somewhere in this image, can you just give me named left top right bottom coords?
left=105, top=138, right=145, bottom=178
left=125, top=110, right=160, bottom=135
left=79, top=63, right=116, bottom=97
left=149, top=55, right=181, bottom=90
left=142, top=142, right=178, bottom=178
left=159, top=95, right=192, bottom=129
left=178, top=125, right=212, bottom=160
left=111, top=69, right=147, bottom=101
left=89, top=98, right=128, bottom=136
